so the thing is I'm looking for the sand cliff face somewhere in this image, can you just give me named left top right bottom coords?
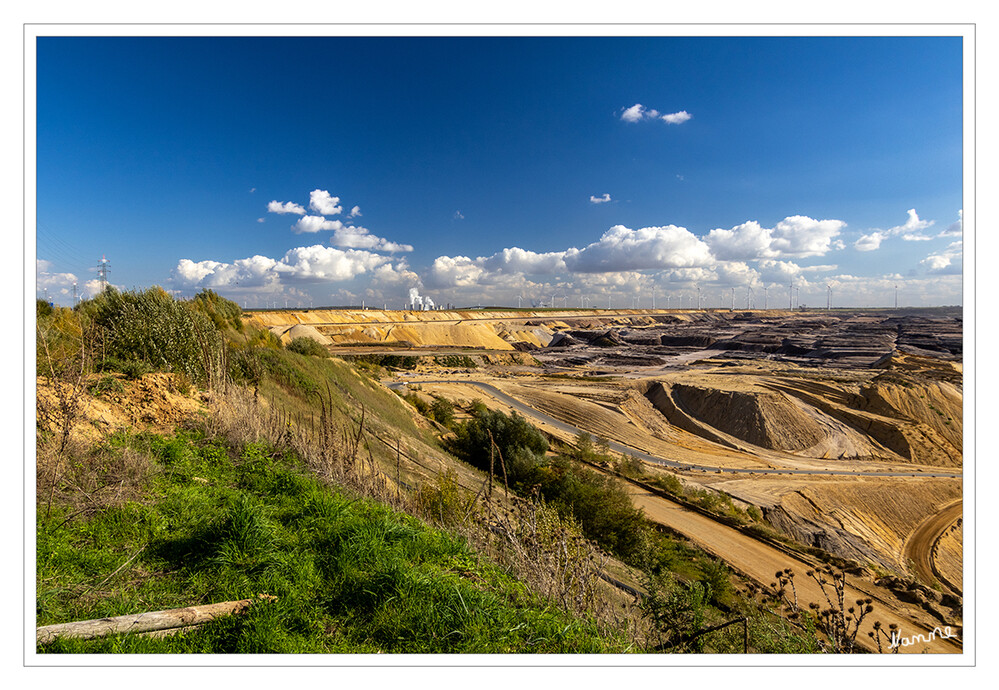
left=669, top=383, right=827, bottom=452
left=641, top=363, right=961, bottom=468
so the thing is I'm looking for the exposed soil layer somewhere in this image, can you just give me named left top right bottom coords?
left=36, top=373, right=208, bottom=442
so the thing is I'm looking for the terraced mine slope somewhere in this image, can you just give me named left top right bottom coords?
left=247, top=306, right=965, bottom=647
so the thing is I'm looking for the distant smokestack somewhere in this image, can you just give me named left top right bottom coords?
left=408, top=287, right=423, bottom=310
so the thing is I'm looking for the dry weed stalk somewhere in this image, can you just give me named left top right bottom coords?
left=768, top=566, right=877, bottom=653
left=36, top=322, right=90, bottom=458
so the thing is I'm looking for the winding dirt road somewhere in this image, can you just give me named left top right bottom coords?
left=905, top=500, right=963, bottom=595
left=629, top=485, right=961, bottom=653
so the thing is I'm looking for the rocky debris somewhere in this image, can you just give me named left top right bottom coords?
left=547, top=332, right=580, bottom=348
left=281, top=324, right=332, bottom=345
left=591, top=330, right=624, bottom=347
left=896, top=318, right=963, bottom=358
left=37, top=373, right=206, bottom=442
left=764, top=505, right=894, bottom=571
left=875, top=575, right=962, bottom=625
left=533, top=309, right=960, bottom=371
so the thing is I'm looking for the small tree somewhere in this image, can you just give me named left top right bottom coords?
left=429, top=397, right=455, bottom=428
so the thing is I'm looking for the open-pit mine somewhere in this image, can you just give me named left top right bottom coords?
left=246, top=305, right=965, bottom=653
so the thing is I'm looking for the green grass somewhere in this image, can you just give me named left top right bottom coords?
left=37, top=431, right=629, bottom=654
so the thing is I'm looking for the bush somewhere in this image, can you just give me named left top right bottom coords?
left=402, top=393, right=430, bottom=416
left=190, top=289, right=244, bottom=333
left=81, top=287, right=225, bottom=386
left=37, top=299, right=54, bottom=319
left=448, top=408, right=548, bottom=483
left=88, top=374, right=126, bottom=397
left=286, top=337, right=330, bottom=358
left=533, top=456, right=646, bottom=560
left=434, top=355, right=476, bottom=368
left=415, top=470, right=477, bottom=527
left=429, top=397, right=455, bottom=428
left=699, top=558, right=732, bottom=604
left=642, top=572, right=712, bottom=652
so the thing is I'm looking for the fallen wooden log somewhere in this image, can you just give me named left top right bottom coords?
left=37, top=595, right=276, bottom=644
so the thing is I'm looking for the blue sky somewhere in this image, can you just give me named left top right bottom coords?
left=35, top=35, right=964, bottom=309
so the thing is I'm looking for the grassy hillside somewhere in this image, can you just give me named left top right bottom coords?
left=37, top=430, right=627, bottom=653
left=35, top=289, right=824, bottom=654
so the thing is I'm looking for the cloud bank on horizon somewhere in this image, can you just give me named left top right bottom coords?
left=157, top=191, right=962, bottom=308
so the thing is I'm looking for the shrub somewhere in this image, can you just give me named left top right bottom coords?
left=533, top=456, right=646, bottom=560
left=36, top=305, right=86, bottom=378
left=286, top=337, right=330, bottom=358
left=190, top=289, right=244, bottom=333
left=88, top=374, right=126, bottom=397
left=448, top=407, right=548, bottom=483
left=429, top=397, right=455, bottom=428
left=37, top=298, right=54, bottom=319
left=699, top=558, right=732, bottom=604
left=434, top=355, right=476, bottom=368
left=82, top=287, right=225, bottom=386
left=415, top=470, right=477, bottom=527
left=402, top=392, right=430, bottom=416
left=641, top=571, right=712, bottom=652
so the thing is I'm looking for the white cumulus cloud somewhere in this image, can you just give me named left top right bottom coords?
left=767, top=216, right=846, bottom=258
left=293, top=216, right=344, bottom=234
left=172, top=246, right=395, bottom=293
left=854, top=230, right=887, bottom=252
left=706, top=216, right=845, bottom=260
left=564, top=224, right=713, bottom=273
left=268, top=200, right=306, bottom=215
left=662, top=110, right=692, bottom=124
left=621, top=104, right=690, bottom=124
left=891, top=208, right=935, bottom=240
left=425, top=256, right=485, bottom=289
left=853, top=209, right=938, bottom=252
left=621, top=103, right=650, bottom=122
left=938, top=210, right=963, bottom=238
left=331, top=226, right=414, bottom=253
left=920, top=241, right=962, bottom=275
left=480, top=247, right=568, bottom=275
left=309, top=189, right=343, bottom=216
left=277, top=245, right=392, bottom=282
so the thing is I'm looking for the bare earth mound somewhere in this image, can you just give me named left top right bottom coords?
left=669, top=383, right=827, bottom=452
